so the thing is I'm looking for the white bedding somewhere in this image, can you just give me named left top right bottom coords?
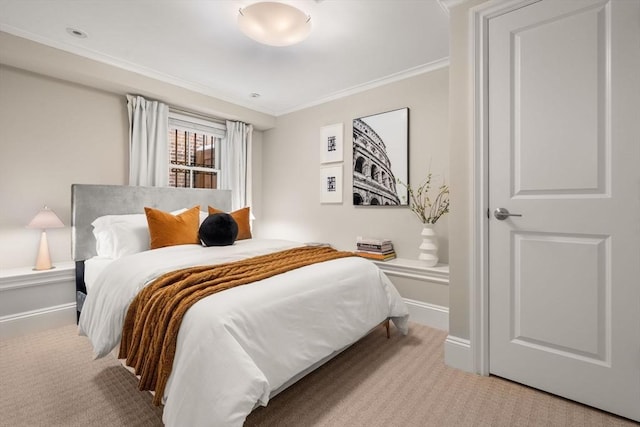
left=83, top=256, right=114, bottom=294
left=78, top=238, right=409, bottom=427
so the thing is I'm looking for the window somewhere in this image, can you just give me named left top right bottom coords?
left=168, top=111, right=226, bottom=189
left=370, top=164, right=378, bottom=182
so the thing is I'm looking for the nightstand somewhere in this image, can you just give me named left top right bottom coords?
left=0, top=262, right=76, bottom=339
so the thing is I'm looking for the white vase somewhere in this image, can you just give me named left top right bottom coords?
left=419, top=224, right=439, bottom=267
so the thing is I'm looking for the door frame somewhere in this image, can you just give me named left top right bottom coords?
left=469, top=0, right=540, bottom=376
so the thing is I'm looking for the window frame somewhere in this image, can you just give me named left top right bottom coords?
left=168, top=111, right=226, bottom=189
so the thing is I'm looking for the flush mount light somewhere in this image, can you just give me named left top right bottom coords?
left=66, top=27, right=88, bottom=38
left=238, top=2, right=311, bottom=47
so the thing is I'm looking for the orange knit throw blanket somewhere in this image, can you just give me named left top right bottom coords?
left=118, top=245, right=355, bottom=405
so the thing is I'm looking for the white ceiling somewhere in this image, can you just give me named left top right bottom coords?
left=0, top=0, right=450, bottom=116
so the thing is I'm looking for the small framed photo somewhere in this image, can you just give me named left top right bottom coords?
left=320, top=164, right=343, bottom=204
left=320, top=123, right=344, bottom=164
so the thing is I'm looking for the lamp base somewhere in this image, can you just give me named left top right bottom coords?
left=33, top=230, right=54, bottom=271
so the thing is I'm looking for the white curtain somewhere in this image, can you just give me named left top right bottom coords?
left=127, top=94, right=169, bottom=186
left=221, top=120, right=253, bottom=210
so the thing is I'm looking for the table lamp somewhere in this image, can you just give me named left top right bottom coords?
left=26, top=205, right=64, bottom=270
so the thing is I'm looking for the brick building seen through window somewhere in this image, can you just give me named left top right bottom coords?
left=168, top=112, right=225, bottom=189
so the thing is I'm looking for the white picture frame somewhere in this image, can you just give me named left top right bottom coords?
left=320, top=123, right=344, bottom=164
left=320, top=164, right=343, bottom=204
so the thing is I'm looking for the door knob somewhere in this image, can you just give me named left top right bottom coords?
left=494, top=207, right=522, bottom=220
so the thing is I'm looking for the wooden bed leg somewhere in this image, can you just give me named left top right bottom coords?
left=384, top=319, right=390, bottom=339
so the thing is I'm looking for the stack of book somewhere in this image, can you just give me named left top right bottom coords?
left=355, top=238, right=396, bottom=261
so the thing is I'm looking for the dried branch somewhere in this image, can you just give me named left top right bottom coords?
left=398, top=173, right=450, bottom=224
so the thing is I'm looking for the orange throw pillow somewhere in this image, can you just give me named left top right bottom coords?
left=145, top=205, right=201, bottom=249
left=207, top=206, right=252, bottom=240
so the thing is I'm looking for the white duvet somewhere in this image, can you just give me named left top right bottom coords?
left=78, top=239, right=409, bottom=427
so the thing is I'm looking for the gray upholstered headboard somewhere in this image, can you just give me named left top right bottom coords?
left=71, top=184, right=232, bottom=261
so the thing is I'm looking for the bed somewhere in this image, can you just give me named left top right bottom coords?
left=72, top=184, right=409, bottom=427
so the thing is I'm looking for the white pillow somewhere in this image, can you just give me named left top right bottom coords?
left=92, top=214, right=149, bottom=258
left=91, top=208, right=207, bottom=259
left=199, top=210, right=208, bottom=224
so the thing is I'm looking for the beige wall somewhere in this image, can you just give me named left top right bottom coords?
left=259, top=68, right=450, bottom=305
left=0, top=65, right=128, bottom=269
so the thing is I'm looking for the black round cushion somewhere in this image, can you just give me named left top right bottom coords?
left=199, top=213, right=238, bottom=246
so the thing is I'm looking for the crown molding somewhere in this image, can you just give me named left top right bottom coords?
left=437, top=0, right=475, bottom=15
left=276, top=57, right=450, bottom=116
left=0, top=24, right=276, bottom=116
left=1, top=25, right=449, bottom=118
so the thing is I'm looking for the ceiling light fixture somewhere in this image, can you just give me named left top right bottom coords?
left=238, top=2, right=312, bottom=47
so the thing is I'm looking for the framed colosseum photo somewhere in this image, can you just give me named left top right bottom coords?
left=352, top=108, right=409, bottom=206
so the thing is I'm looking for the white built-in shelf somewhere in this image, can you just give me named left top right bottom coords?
left=0, top=261, right=76, bottom=339
left=372, top=258, right=449, bottom=284
left=0, top=261, right=75, bottom=291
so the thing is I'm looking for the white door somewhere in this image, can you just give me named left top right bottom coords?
left=488, top=0, right=640, bottom=421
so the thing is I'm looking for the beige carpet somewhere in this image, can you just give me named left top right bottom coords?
left=0, top=323, right=635, bottom=427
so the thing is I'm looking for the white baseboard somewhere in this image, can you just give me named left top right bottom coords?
left=0, top=302, right=76, bottom=340
left=403, top=298, right=448, bottom=331
left=444, top=335, right=473, bottom=373
left=0, top=296, right=451, bottom=344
